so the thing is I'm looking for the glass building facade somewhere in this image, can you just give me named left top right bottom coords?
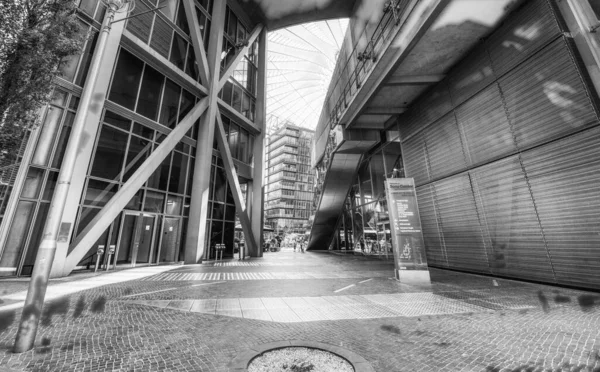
left=0, top=0, right=264, bottom=276
left=265, top=124, right=315, bottom=235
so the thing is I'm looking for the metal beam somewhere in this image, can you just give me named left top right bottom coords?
left=218, top=24, right=264, bottom=91
left=362, top=107, right=406, bottom=115
left=63, top=97, right=209, bottom=273
left=384, top=74, right=445, bottom=86
left=181, top=0, right=210, bottom=86
left=214, top=112, right=258, bottom=255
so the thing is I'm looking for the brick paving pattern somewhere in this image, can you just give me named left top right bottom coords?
left=0, top=249, right=599, bottom=371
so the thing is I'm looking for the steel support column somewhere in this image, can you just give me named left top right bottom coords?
left=184, top=0, right=226, bottom=263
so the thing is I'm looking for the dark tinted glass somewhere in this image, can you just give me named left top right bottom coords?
left=178, top=89, right=195, bottom=122
left=170, top=33, right=188, bottom=71
left=159, top=79, right=181, bottom=128
left=136, top=65, right=164, bottom=120
left=90, top=125, right=128, bottom=181
left=108, top=49, right=143, bottom=110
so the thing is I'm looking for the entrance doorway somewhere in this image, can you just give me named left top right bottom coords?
left=158, top=217, right=181, bottom=263
left=116, top=212, right=157, bottom=266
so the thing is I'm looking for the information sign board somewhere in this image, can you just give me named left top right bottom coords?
left=384, top=178, right=428, bottom=274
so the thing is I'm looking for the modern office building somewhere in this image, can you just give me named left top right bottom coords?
left=264, top=123, right=315, bottom=236
left=309, top=0, right=600, bottom=291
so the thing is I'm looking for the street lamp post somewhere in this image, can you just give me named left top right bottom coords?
left=13, top=0, right=133, bottom=353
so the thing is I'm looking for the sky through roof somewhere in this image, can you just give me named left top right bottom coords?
left=266, top=19, right=349, bottom=131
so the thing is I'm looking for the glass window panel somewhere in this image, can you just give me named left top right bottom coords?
left=147, top=153, right=171, bottom=190
left=359, top=163, right=373, bottom=203
left=225, top=204, right=235, bottom=221
left=166, top=195, right=183, bottom=215
left=158, top=0, right=177, bottom=21
left=108, top=49, right=144, bottom=110
left=124, top=135, right=152, bottom=182
left=227, top=10, right=236, bottom=38
left=78, top=0, right=96, bottom=16
left=21, top=167, right=44, bottom=199
left=42, top=171, right=58, bottom=201
left=169, top=152, right=188, bottom=194
left=238, top=129, right=249, bottom=163
left=226, top=179, right=234, bottom=205
left=228, top=123, right=239, bottom=160
left=211, top=202, right=224, bottom=220
left=184, top=44, right=199, bottom=80
left=236, top=21, right=246, bottom=44
left=144, top=191, right=165, bottom=213
left=84, top=179, right=118, bottom=207
left=241, top=92, right=251, bottom=120
left=21, top=202, right=50, bottom=275
left=126, top=189, right=143, bottom=210
left=133, top=122, right=154, bottom=139
left=370, top=153, right=386, bottom=201
left=75, top=29, right=99, bottom=86
left=50, top=89, right=67, bottom=106
left=0, top=201, right=36, bottom=268
left=136, top=65, right=164, bottom=121
left=76, top=207, right=100, bottom=235
left=90, top=125, right=128, bottom=181
left=213, top=166, right=227, bottom=202
left=183, top=197, right=190, bottom=217
left=69, top=96, right=80, bottom=110
left=59, top=21, right=88, bottom=82
left=94, top=3, right=107, bottom=22
left=231, top=84, right=242, bottom=112
left=159, top=79, right=181, bottom=128
left=186, top=156, right=195, bottom=197
left=221, top=80, right=233, bottom=105
left=103, top=110, right=131, bottom=131
left=32, top=106, right=63, bottom=166
left=169, top=33, right=188, bottom=71
left=51, top=112, right=75, bottom=168
left=178, top=89, right=195, bottom=123
left=175, top=0, right=190, bottom=34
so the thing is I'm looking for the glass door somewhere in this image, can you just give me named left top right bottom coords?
left=135, top=214, right=156, bottom=264
left=159, top=217, right=181, bottom=263
left=116, top=212, right=157, bottom=266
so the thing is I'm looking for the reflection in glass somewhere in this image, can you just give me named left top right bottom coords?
left=21, top=168, right=44, bottom=199
left=85, top=179, right=118, bottom=207
left=169, top=152, right=188, bottom=194
left=124, top=136, right=151, bottom=182
left=103, top=110, right=131, bottom=132
left=51, top=112, right=75, bottom=168
left=144, top=191, right=165, bottom=213
left=159, top=79, right=181, bottom=128
left=90, top=125, right=128, bottom=181
left=166, top=195, right=183, bottom=215
left=42, top=171, right=59, bottom=201
left=32, top=106, right=63, bottom=166
left=170, top=32, right=188, bottom=71
left=0, top=201, right=35, bottom=268
left=21, top=203, right=50, bottom=275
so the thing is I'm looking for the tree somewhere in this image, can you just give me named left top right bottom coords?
left=0, top=0, right=84, bottom=161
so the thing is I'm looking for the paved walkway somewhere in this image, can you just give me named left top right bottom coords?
left=0, top=249, right=599, bottom=371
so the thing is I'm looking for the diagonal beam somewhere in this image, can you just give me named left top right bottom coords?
left=218, top=24, right=264, bottom=91
left=181, top=0, right=210, bottom=86
left=63, top=97, right=209, bottom=272
left=214, top=110, right=258, bottom=255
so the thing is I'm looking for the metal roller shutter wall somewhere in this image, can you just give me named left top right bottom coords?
left=432, top=174, right=488, bottom=272
left=446, top=44, right=495, bottom=107
left=486, top=0, right=563, bottom=78
left=470, top=156, right=555, bottom=282
left=416, top=185, right=447, bottom=267
left=150, top=16, right=173, bottom=59
left=423, top=113, right=467, bottom=180
left=126, top=0, right=154, bottom=44
left=401, top=135, right=429, bottom=186
left=499, top=37, right=599, bottom=150
left=455, top=83, right=517, bottom=167
left=398, top=84, right=453, bottom=142
left=521, top=127, right=600, bottom=288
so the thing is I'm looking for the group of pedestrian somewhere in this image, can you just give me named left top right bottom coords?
left=293, top=241, right=305, bottom=253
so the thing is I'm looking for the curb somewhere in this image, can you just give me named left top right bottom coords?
left=228, top=339, right=375, bottom=372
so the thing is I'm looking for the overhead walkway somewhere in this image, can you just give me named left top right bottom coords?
left=308, top=0, right=521, bottom=250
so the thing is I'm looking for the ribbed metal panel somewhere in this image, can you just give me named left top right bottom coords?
left=401, top=135, right=429, bottom=186
left=150, top=15, right=172, bottom=59
left=522, top=127, right=600, bottom=289
left=398, top=84, right=453, bottom=142
left=470, top=155, right=555, bottom=282
left=487, top=0, right=562, bottom=78
left=499, top=37, right=599, bottom=150
left=416, top=185, right=447, bottom=267
left=447, top=44, right=494, bottom=107
left=455, top=84, right=516, bottom=167
left=424, top=113, right=467, bottom=180
left=126, top=0, right=153, bottom=44
left=432, top=174, right=488, bottom=272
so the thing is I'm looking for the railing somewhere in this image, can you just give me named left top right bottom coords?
left=314, top=0, right=412, bottom=165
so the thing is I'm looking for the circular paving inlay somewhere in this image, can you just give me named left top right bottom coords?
left=228, top=340, right=375, bottom=372
left=247, top=347, right=353, bottom=372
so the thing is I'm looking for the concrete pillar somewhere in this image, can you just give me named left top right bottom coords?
left=248, top=29, right=268, bottom=257
left=184, top=0, right=226, bottom=263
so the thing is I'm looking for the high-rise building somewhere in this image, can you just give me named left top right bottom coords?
left=264, top=123, right=315, bottom=236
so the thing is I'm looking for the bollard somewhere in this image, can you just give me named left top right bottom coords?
left=94, top=245, right=105, bottom=272
left=105, top=245, right=116, bottom=271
